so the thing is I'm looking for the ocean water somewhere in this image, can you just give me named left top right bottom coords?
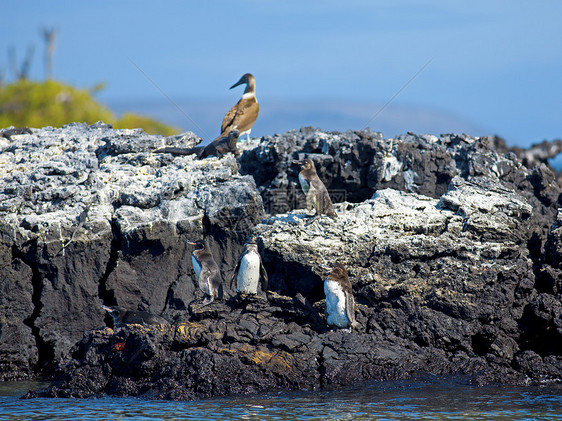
left=1, top=377, right=561, bottom=420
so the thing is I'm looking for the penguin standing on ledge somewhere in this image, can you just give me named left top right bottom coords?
left=220, top=73, right=259, bottom=142
left=101, top=305, right=170, bottom=328
left=322, top=263, right=357, bottom=331
left=293, top=158, right=338, bottom=225
left=188, top=239, right=222, bottom=305
left=232, top=234, right=268, bottom=295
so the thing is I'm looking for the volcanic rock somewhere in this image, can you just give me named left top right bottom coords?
left=0, top=123, right=262, bottom=380
left=2, top=124, right=562, bottom=398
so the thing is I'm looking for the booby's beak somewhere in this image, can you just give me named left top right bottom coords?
left=187, top=241, right=197, bottom=245
left=292, top=160, right=304, bottom=166
left=230, top=75, right=247, bottom=89
left=101, top=305, right=112, bottom=312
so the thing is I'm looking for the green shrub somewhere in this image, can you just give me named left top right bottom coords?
left=0, top=79, right=178, bottom=136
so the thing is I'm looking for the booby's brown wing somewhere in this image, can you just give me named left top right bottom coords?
left=220, top=97, right=259, bottom=135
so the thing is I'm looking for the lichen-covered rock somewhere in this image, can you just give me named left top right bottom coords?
left=0, top=123, right=263, bottom=379
left=254, top=178, right=535, bottom=362
left=30, top=176, right=561, bottom=399
left=238, top=128, right=560, bottom=252
left=3, top=124, right=562, bottom=396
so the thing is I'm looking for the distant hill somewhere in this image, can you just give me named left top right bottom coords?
left=108, top=98, right=489, bottom=144
left=103, top=97, right=562, bottom=169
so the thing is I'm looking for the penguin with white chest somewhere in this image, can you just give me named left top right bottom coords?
left=188, top=239, right=222, bottom=305
left=323, top=262, right=357, bottom=331
left=232, top=234, right=268, bottom=295
left=293, top=158, right=338, bottom=225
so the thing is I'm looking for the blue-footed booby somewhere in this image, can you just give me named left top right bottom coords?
left=220, top=73, right=259, bottom=142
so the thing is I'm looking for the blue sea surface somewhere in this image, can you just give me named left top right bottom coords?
left=0, top=377, right=561, bottom=420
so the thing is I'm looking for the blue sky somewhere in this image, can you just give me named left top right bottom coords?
left=2, top=1, right=561, bottom=146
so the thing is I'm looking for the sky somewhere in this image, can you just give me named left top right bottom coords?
left=2, top=1, right=562, bottom=146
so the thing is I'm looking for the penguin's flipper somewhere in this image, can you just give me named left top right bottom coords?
left=230, top=247, right=246, bottom=282
left=305, top=188, right=317, bottom=212
left=231, top=254, right=242, bottom=283
left=313, top=181, right=336, bottom=218
left=214, top=272, right=224, bottom=300
left=198, top=268, right=213, bottom=296
left=260, top=260, right=269, bottom=291
left=344, top=291, right=356, bottom=329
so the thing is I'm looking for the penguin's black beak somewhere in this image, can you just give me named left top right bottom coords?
left=230, top=76, right=247, bottom=89
left=228, top=130, right=240, bottom=139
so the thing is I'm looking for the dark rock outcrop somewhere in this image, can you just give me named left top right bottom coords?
left=0, top=123, right=262, bottom=380
left=2, top=124, right=562, bottom=398
left=238, top=129, right=559, bottom=248
left=33, top=293, right=562, bottom=400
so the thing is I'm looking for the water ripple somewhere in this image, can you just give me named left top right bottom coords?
left=0, top=377, right=561, bottom=420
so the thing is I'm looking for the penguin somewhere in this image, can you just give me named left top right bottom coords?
left=232, top=234, right=268, bottom=295
left=154, top=130, right=240, bottom=159
left=220, top=73, right=259, bottom=142
left=101, top=305, right=170, bottom=329
left=323, top=263, right=357, bottom=331
left=188, top=239, right=222, bottom=305
left=293, top=158, right=338, bottom=225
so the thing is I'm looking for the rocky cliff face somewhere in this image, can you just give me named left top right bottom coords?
left=1, top=124, right=561, bottom=398
left=0, top=123, right=262, bottom=380
left=238, top=128, right=557, bottom=244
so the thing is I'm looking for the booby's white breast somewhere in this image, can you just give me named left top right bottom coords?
left=236, top=252, right=261, bottom=294
left=239, top=128, right=252, bottom=138
left=324, top=278, right=350, bottom=328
